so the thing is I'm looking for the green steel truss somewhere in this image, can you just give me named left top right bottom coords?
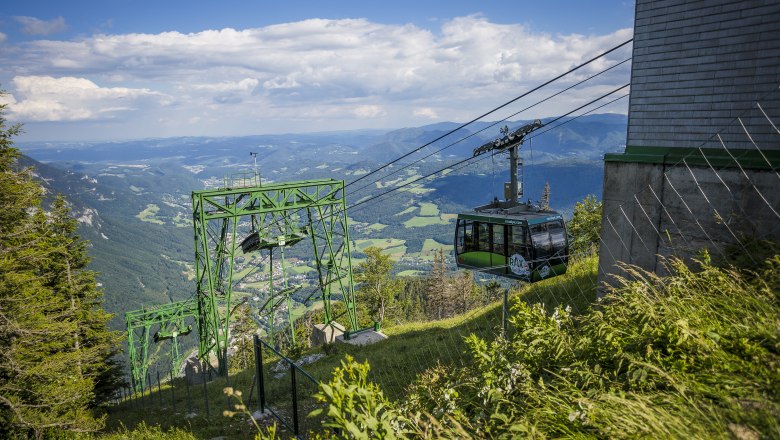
left=125, top=299, right=198, bottom=391
left=192, top=178, right=358, bottom=374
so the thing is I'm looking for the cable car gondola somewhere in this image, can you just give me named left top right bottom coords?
left=453, top=120, right=569, bottom=282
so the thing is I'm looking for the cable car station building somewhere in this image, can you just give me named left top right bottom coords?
left=598, top=0, right=780, bottom=284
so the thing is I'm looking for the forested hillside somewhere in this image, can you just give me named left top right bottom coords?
left=18, top=114, right=625, bottom=335
left=0, top=98, right=123, bottom=438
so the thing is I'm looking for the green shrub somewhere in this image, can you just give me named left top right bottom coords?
left=311, top=256, right=779, bottom=439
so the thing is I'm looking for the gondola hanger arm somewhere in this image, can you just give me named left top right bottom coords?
left=472, top=119, right=543, bottom=157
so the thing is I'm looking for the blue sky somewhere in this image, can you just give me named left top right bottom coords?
left=0, top=1, right=634, bottom=141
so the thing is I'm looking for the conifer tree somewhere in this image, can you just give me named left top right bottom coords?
left=0, top=92, right=120, bottom=437
left=540, top=181, right=551, bottom=210
left=355, top=247, right=401, bottom=324
left=426, top=249, right=453, bottom=320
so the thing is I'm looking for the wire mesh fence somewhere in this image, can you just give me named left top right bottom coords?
left=108, top=80, right=778, bottom=436
left=252, top=335, right=323, bottom=438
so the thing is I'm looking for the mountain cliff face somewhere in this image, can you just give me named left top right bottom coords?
left=19, top=114, right=626, bottom=329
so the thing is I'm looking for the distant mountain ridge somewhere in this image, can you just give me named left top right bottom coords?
left=18, top=113, right=626, bottom=331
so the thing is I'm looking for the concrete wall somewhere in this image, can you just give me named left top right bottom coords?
left=598, top=0, right=780, bottom=286
left=598, top=160, right=780, bottom=284
left=628, top=0, right=780, bottom=150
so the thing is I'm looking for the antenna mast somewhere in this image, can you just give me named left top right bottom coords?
left=249, top=152, right=260, bottom=185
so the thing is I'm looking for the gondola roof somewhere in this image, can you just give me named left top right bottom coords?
left=458, top=201, right=563, bottom=226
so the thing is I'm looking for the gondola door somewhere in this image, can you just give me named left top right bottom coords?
left=507, top=224, right=532, bottom=279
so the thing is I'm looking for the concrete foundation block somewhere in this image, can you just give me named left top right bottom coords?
left=311, top=322, right=345, bottom=346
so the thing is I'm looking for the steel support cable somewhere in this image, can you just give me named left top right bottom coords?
left=247, top=46, right=634, bottom=240
left=226, top=76, right=633, bottom=306
left=345, top=38, right=634, bottom=189
left=347, top=57, right=632, bottom=198
left=521, top=91, right=630, bottom=163
left=348, top=83, right=631, bottom=212
left=218, top=82, right=626, bottom=364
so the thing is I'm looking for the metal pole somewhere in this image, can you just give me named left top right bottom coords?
left=202, top=363, right=210, bottom=418
left=509, top=145, right=519, bottom=205
left=291, top=363, right=299, bottom=436
left=254, top=335, right=266, bottom=412
left=157, top=371, right=163, bottom=406
left=503, top=288, right=509, bottom=339
left=186, top=374, right=192, bottom=414
left=170, top=370, right=176, bottom=412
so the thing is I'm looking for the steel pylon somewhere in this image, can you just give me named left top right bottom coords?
left=191, top=178, right=358, bottom=375
left=125, top=299, right=198, bottom=391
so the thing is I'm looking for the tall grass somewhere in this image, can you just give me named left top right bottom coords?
left=312, top=255, right=780, bottom=439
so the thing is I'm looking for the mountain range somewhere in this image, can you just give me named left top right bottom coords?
left=18, top=113, right=627, bottom=331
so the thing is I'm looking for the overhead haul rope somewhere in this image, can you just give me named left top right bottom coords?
left=348, top=84, right=630, bottom=211
left=345, top=38, right=633, bottom=189
left=346, top=57, right=632, bottom=197
left=226, top=41, right=634, bottom=258
left=213, top=83, right=630, bottom=313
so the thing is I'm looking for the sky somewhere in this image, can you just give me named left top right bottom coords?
left=0, top=1, right=635, bottom=142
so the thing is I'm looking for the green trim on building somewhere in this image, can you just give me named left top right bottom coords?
left=605, top=146, right=780, bottom=170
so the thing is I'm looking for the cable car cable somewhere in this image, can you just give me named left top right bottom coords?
left=347, top=83, right=631, bottom=211
left=344, top=38, right=633, bottom=189
left=346, top=57, right=632, bottom=198
left=242, top=62, right=633, bottom=250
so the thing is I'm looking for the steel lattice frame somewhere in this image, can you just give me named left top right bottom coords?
left=192, top=178, right=358, bottom=374
left=125, top=299, right=198, bottom=391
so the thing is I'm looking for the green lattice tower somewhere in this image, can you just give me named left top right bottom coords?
left=191, top=178, right=358, bottom=375
left=125, top=299, right=198, bottom=392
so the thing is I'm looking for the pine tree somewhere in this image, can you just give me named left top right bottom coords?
left=452, top=270, right=475, bottom=314
left=355, top=247, right=401, bottom=324
left=426, top=249, right=453, bottom=320
left=540, top=181, right=551, bottom=210
left=0, top=92, right=121, bottom=437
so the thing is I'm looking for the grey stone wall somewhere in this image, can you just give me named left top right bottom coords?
left=598, top=160, right=780, bottom=285
left=628, top=0, right=780, bottom=150
left=598, top=0, right=780, bottom=287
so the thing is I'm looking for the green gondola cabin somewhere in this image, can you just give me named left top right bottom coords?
left=455, top=203, right=569, bottom=281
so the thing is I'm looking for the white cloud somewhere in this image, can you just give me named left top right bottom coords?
left=0, top=32, right=6, bottom=44
left=352, top=105, right=385, bottom=118
left=190, top=78, right=259, bottom=93
left=8, top=76, right=170, bottom=121
left=1, top=16, right=631, bottom=139
left=414, top=108, right=439, bottom=119
left=14, top=16, right=68, bottom=36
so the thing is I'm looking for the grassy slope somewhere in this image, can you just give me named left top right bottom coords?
left=102, top=256, right=599, bottom=438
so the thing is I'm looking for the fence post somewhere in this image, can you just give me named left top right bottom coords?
left=170, top=370, right=176, bottom=412
left=147, top=371, right=153, bottom=400
left=253, top=335, right=265, bottom=412
left=291, top=364, right=299, bottom=436
left=247, top=374, right=256, bottom=407
left=185, top=373, right=192, bottom=414
left=225, top=367, right=231, bottom=411
left=157, top=371, right=163, bottom=406
left=202, top=364, right=210, bottom=418
left=502, top=288, right=509, bottom=339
